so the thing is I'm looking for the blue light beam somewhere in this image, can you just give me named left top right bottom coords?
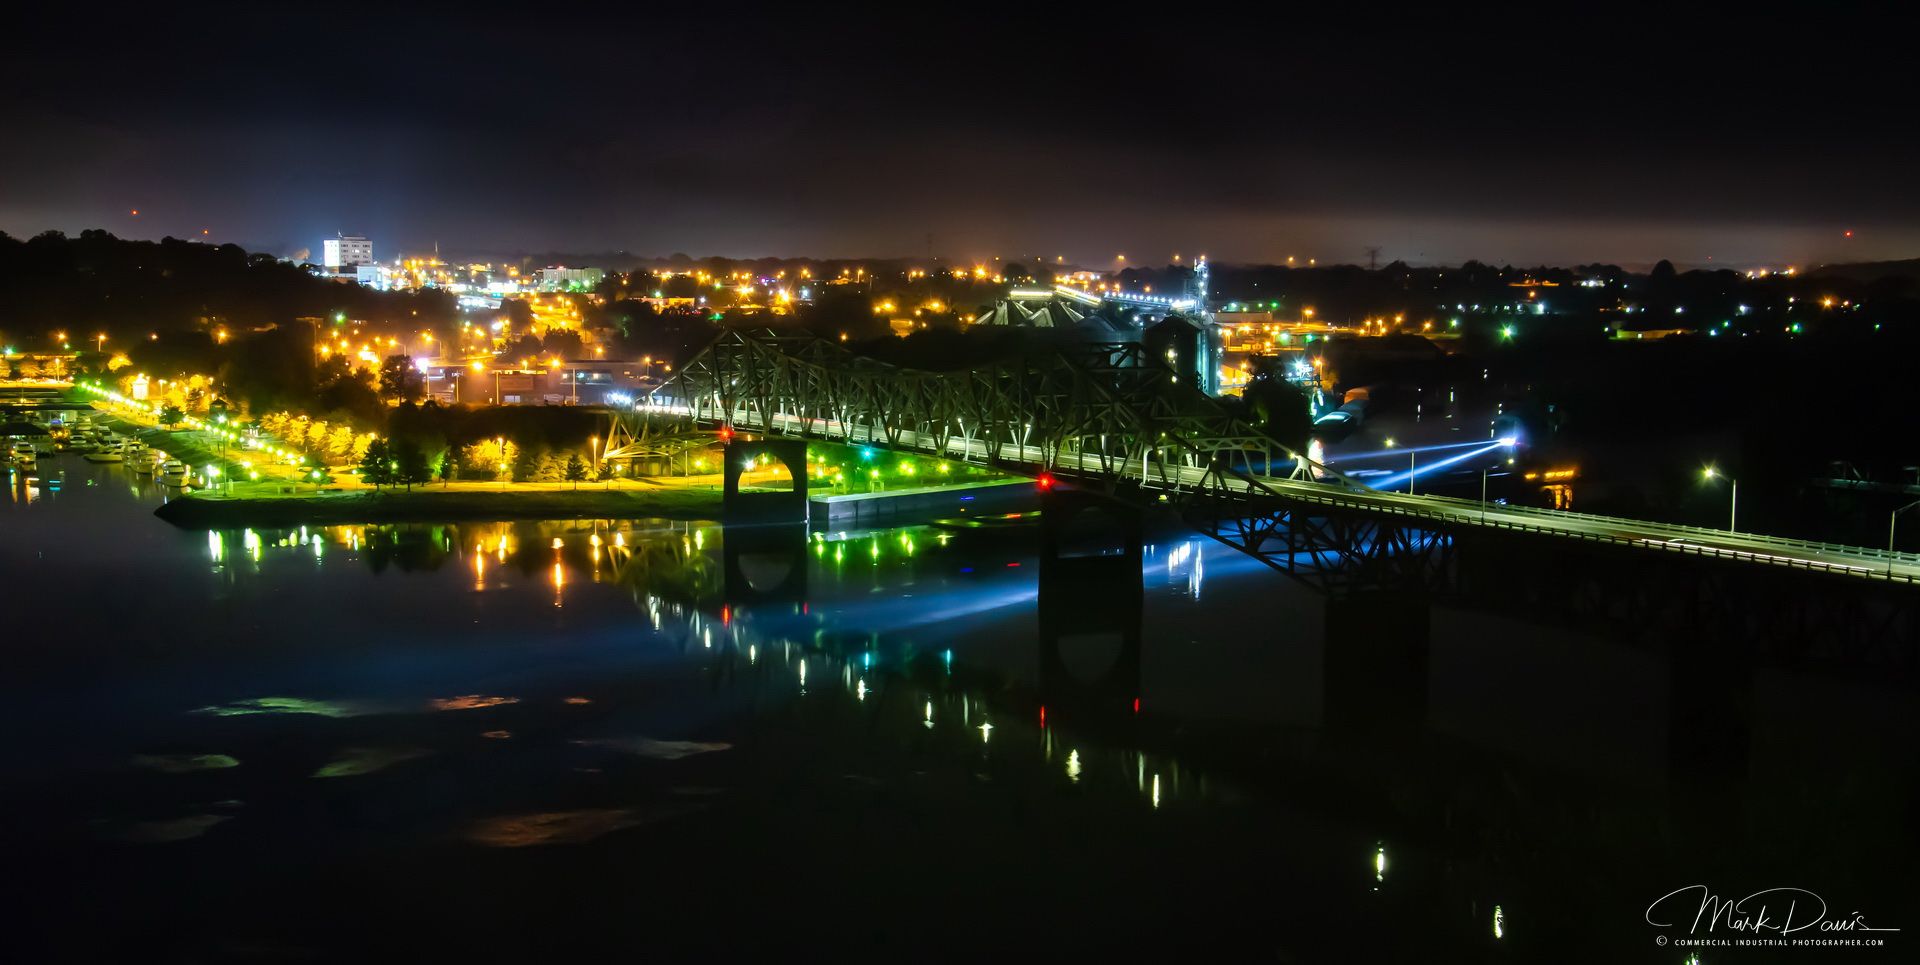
left=1371, top=441, right=1505, bottom=490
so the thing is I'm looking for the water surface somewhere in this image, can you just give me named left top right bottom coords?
left=2, top=456, right=1913, bottom=960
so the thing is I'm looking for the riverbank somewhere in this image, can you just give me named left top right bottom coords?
left=154, top=485, right=723, bottom=527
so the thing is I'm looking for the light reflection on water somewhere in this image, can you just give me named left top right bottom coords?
left=2, top=456, right=1916, bottom=958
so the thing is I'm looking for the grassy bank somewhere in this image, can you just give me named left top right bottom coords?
left=154, top=485, right=723, bottom=527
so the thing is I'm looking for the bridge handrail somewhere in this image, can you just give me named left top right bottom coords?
left=1239, top=477, right=1920, bottom=584
left=1394, top=489, right=1920, bottom=564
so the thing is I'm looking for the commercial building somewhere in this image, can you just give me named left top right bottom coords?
left=422, top=360, right=663, bottom=406
left=322, top=234, right=373, bottom=268
left=537, top=267, right=606, bottom=291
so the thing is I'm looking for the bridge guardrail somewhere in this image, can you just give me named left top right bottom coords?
left=1246, top=480, right=1920, bottom=585
left=1394, top=489, right=1920, bottom=565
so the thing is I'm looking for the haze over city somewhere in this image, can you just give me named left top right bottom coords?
left=5, top=8, right=1915, bottom=267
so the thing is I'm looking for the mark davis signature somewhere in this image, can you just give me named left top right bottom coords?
left=1647, top=886, right=1901, bottom=938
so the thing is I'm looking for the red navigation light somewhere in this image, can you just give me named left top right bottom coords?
left=1132, top=697, right=1141, bottom=714
left=1036, top=472, right=1055, bottom=491
left=718, top=426, right=734, bottom=441
left=1039, top=705, right=1047, bottom=727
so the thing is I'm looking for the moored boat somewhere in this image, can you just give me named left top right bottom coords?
left=84, top=442, right=126, bottom=463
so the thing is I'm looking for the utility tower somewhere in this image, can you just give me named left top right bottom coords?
left=1364, top=246, right=1382, bottom=271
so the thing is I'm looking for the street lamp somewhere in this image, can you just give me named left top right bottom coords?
left=1702, top=466, right=1737, bottom=532
left=1888, top=499, right=1920, bottom=577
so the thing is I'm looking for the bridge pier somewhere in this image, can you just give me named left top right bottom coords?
left=1037, top=577, right=1143, bottom=719
left=722, top=439, right=808, bottom=525
left=1322, top=590, right=1432, bottom=740
left=722, top=523, right=809, bottom=607
left=1035, top=487, right=1144, bottom=717
left=1037, top=486, right=1144, bottom=594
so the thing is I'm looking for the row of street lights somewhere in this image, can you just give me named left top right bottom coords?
left=1702, top=465, right=1918, bottom=575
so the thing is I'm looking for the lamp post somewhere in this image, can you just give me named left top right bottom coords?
left=1702, top=466, right=1737, bottom=532
left=1889, top=499, right=1920, bottom=577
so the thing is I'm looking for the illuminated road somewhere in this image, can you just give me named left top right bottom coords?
left=651, top=400, right=1920, bottom=585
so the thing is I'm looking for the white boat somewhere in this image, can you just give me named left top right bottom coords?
left=132, top=453, right=158, bottom=475
left=84, top=442, right=126, bottom=463
left=160, top=460, right=189, bottom=486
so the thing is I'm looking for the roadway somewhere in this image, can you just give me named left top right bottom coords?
left=660, top=401, right=1920, bottom=585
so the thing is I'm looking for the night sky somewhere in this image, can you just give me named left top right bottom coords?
left=5, top=7, right=1914, bottom=267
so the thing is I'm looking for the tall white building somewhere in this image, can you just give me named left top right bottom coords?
left=322, top=234, right=373, bottom=268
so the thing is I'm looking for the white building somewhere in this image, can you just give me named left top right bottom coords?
left=538, top=266, right=606, bottom=291
left=323, top=234, right=373, bottom=268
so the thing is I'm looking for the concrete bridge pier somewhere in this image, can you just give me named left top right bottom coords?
left=722, top=439, right=808, bottom=525
left=1037, top=486, right=1144, bottom=595
left=722, top=523, right=809, bottom=606
left=1037, top=578, right=1143, bottom=719
left=1321, top=590, right=1432, bottom=741
left=1036, top=487, right=1144, bottom=717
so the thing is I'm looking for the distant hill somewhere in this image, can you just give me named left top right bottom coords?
left=1805, top=258, right=1920, bottom=282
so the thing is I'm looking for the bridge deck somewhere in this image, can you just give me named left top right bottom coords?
left=684, top=404, right=1920, bottom=585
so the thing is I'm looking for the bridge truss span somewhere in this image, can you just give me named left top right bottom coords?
left=664, top=329, right=1920, bottom=605
left=674, top=329, right=1337, bottom=489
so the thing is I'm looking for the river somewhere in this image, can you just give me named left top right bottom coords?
left=2, top=455, right=1914, bottom=960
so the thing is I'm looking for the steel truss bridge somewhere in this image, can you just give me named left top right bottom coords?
left=652, top=330, right=1920, bottom=606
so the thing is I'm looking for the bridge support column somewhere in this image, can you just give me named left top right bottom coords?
left=1037, top=580, right=1143, bottom=720
left=722, top=523, right=809, bottom=607
left=1322, top=590, right=1431, bottom=740
left=722, top=439, right=808, bottom=525
left=1036, top=487, right=1144, bottom=718
left=1037, top=486, right=1143, bottom=595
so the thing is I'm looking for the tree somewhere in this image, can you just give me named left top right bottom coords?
left=358, top=438, right=393, bottom=488
left=563, top=454, right=588, bottom=489
left=325, top=425, right=356, bottom=463
left=158, top=404, right=184, bottom=428
left=541, top=329, right=585, bottom=359
left=511, top=445, right=542, bottom=483
left=1242, top=375, right=1313, bottom=453
left=378, top=354, right=424, bottom=403
left=393, top=440, right=432, bottom=491
left=440, top=442, right=465, bottom=486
